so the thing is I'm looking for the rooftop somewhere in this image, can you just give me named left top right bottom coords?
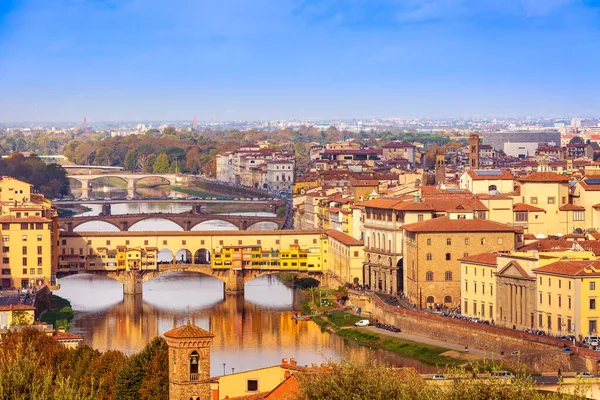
left=516, top=172, right=570, bottom=183
left=327, top=230, right=363, bottom=246
left=458, top=252, right=498, bottom=265
left=164, top=321, right=215, bottom=339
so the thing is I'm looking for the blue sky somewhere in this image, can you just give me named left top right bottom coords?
left=0, top=0, right=599, bottom=122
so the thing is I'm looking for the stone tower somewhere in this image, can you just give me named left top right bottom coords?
left=468, top=134, right=480, bottom=170
left=435, top=154, right=445, bottom=185
left=164, top=322, right=215, bottom=400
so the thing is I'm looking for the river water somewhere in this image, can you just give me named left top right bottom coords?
left=55, top=274, right=438, bottom=376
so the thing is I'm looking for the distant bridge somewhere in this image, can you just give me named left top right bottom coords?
left=58, top=212, right=285, bottom=231
left=63, top=165, right=124, bottom=171
left=67, top=173, right=179, bottom=198
left=53, top=198, right=278, bottom=206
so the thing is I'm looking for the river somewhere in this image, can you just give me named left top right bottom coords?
left=55, top=273, right=438, bottom=376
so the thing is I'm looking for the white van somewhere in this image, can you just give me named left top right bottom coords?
left=355, top=319, right=370, bottom=327
left=585, top=336, right=599, bottom=347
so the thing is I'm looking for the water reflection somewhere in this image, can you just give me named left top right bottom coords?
left=55, top=274, right=438, bottom=376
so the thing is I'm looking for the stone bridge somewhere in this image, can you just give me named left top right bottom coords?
left=58, top=213, right=285, bottom=231
left=57, top=265, right=326, bottom=295
left=67, top=173, right=178, bottom=198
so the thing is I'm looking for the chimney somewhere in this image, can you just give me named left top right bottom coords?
left=311, top=363, right=318, bottom=370
left=290, top=358, right=296, bottom=366
left=320, top=363, right=327, bottom=371
left=281, top=358, right=288, bottom=366
left=412, top=193, right=420, bottom=203
left=284, top=371, right=291, bottom=379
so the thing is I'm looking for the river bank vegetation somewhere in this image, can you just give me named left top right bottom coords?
left=0, top=329, right=167, bottom=400
left=40, top=295, right=74, bottom=332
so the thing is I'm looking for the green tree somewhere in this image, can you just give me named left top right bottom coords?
left=123, top=149, right=137, bottom=172
left=152, top=154, right=170, bottom=173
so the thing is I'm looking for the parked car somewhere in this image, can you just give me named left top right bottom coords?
left=492, top=371, right=515, bottom=380
left=354, top=319, right=370, bottom=327
left=577, top=372, right=594, bottom=378
left=562, top=347, right=574, bottom=355
left=432, top=374, right=446, bottom=380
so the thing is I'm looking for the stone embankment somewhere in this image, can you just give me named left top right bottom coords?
left=348, top=290, right=599, bottom=373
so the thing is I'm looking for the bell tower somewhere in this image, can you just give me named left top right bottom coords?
left=468, top=134, right=480, bottom=170
left=435, top=154, right=445, bottom=185
left=164, top=322, right=215, bottom=400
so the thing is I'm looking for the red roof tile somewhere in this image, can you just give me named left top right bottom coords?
left=164, top=322, right=214, bottom=339
left=265, top=375, right=301, bottom=400
left=513, top=203, right=546, bottom=212
left=534, top=260, right=600, bottom=277
left=559, top=203, right=586, bottom=211
left=327, top=230, right=363, bottom=246
left=458, top=252, right=498, bottom=265
left=0, top=305, right=35, bottom=311
left=402, top=216, right=517, bottom=233
left=517, top=172, right=570, bottom=183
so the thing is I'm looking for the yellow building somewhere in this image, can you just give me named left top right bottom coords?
left=573, top=178, right=600, bottom=229
left=0, top=304, right=35, bottom=328
left=0, top=177, right=57, bottom=289
left=533, top=259, right=600, bottom=337
left=459, top=169, right=515, bottom=194
left=327, top=230, right=364, bottom=285
left=516, top=172, right=577, bottom=235
left=459, top=253, right=498, bottom=321
left=403, top=216, right=518, bottom=309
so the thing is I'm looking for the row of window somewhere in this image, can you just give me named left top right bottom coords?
left=1, top=223, right=46, bottom=230
left=69, top=238, right=313, bottom=246
left=539, top=292, right=573, bottom=309
left=2, top=235, right=44, bottom=242
left=2, top=257, right=43, bottom=266
left=426, top=238, right=502, bottom=245
left=463, top=299, right=494, bottom=319
left=537, top=313, right=575, bottom=334
left=2, top=246, right=43, bottom=254
left=464, top=281, right=494, bottom=296
left=464, top=266, right=493, bottom=277
left=425, top=271, right=453, bottom=281
left=538, top=276, right=574, bottom=290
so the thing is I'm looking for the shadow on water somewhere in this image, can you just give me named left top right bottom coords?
left=55, top=274, right=440, bottom=376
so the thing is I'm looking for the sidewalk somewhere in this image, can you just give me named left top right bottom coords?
left=363, top=326, right=491, bottom=358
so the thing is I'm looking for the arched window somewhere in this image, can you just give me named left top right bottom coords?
left=488, top=185, right=497, bottom=191
left=445, top=253, right=451, bottom=261
left=444, top=296, right=452, bottom=304
left=426, top=271, right=433, bottom=281
left=445, top=271, right=452, bottom=281
left=189, top=351, right=199, bottom=381
left=426, top=253, right=432, bottom=260
left=426, top=296, right=435, bottom=304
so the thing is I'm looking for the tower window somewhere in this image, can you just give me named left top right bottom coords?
left=189, top=351, right=199, bottom=381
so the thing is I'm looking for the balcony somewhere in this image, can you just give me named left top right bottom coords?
left=190, top=373, right=199, bottom=381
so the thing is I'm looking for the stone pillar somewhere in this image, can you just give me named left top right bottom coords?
left=66, top=222, right=74, bottom=232
left=80, top=183, right=90, bottom=199
left=127, top=179, right=135, bottom=198
left=120, top=221, right=129, bottom=231
left=509, top=284, right=513, bottom=323
left=123, top=270, right=143, bottom=295
left=516, top=285, right=521, bottom=326
left=102, top=203, right=112, bottom=216
left=223, top=269, right=244, bottom=295
left=193, top=204, right=203, bottom=214
left=184, top=220, right=192, bottom=231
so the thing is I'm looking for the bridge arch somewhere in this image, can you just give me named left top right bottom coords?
left=175, top=249, right=192, bottom=264
left=133, top=176, right=173, bottom=187
left=191, top=220, right=239, bottom=231
left=194, top=249, right=211, bottom=264
left=71, top=220, right=121, bottom=232
left=246, top=221, right=279, bottom=231
left=128, top=218, right=185, bottom=231
left=158, top=248, right=175, bottom=264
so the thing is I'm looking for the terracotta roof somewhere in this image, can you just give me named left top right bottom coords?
left=265, top=374, right=301, bottom=400
left=164, top=322, right=214, bottom=339
left=516, top=172, right=570, bottom=183
left=513, top=203, right=546, bottom=212
left=226, top=393, right=268, bottom=400
left=327, top=230, right=363, bottom=246
left=458, top=252, right=498, bottom=265
left=578, top=180, right=600, bottom=192
left=395, top=197, right=488, bottom=212
left=559, top=203, right=586, bottom=211
left=382, top=141, right=415, bottom=149
left=518, top=238, right=575, bottom=252
left=352, top=180, right=380, bottom=187
left=402, top=216, right=517, bottom=233
left=534, top=260, right=600, bottom=277
left=0, top=305, right=35, bottom=311
left=467, top=169, right=514, bottom=181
